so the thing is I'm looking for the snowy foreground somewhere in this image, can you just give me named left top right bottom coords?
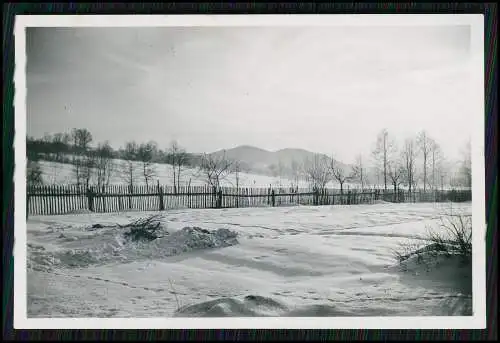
left=27, top=202, right=472, bottom=318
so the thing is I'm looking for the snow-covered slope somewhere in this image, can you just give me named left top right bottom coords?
left=37, top=159, right=365, bottom=189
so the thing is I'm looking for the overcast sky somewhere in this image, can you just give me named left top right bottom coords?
left=26, top=25, right=476, bottom=163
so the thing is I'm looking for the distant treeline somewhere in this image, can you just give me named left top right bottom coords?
left=26, top=127, right=472, bottom=194
left=26, top=128, right=245, bottom=191
left=26, top=131, right=202, bottom=167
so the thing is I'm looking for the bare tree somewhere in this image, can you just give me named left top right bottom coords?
left=42, top=133, right=52, bottom=144
left=27, top=160, right=43, bottom=187
left=430, top=140, right=444, bottom=190
left=460, top=138, right=472, bottom=188
left=168, top=140, right=189, bottom=193
left=417, top=130, right=433, bottom=191
left=72, top=156, right=83, bottom=187
left=51, top=133, right=66, bottom=162
left=231, top=160, right=245, bottom=191
left=351, top=154, right=366, bottom=191
left=303, top=155, right=330, bottom=192
left=81, top=150, right=96, bottom=189
left=198, top=150, right=234, bottom=190
left=329, top=156, right=349, bottom=195
left=137, top=141, right=157, bottom=187
left=62, top=132, right=71, bottom=145
left=388, top=159, right=404, bottom=193
left=277, top=160, right=284, bottom=187
left=121, top=141, right=139, bottom=188
left=440, top=170, right=448, bottom=192
left=71, top=128, right=93, bottom=153
left=372, top=129, right=394, bottom=190
left=70, top=128, right=93, bottom=187
left=95, top=141, right=114, bottom=189
left=290, top=159, right=301, bottom=188
left=61, top=132, right=71, bottom=162
left=402, top=137, right=418, bottom=197
left=42, top=133, right=53, bottom=159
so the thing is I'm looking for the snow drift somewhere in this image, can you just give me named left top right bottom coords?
left=27, top=224, right=239, bottom=271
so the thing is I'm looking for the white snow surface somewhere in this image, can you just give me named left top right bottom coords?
left=27, top=202, right=472, bottom=318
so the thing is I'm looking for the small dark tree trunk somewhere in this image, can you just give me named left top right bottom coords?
left=87, top=187, right=95, bottom=212
left=158, top=181, right=164, bottom=211
left=217, top=189, right=223, bottom=209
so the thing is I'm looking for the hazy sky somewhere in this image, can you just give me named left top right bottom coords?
left=26, top=25, right=476, bottom=162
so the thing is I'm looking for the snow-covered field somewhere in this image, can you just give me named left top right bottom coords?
left=27, top=201, right=472, bottom=318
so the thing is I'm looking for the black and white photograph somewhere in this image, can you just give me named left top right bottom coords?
left=16, top=15, right=485, bottom=329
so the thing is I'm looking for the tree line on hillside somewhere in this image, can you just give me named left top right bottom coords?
left=27, top=128, right=472, bottom=197
left=27, top=128, right=245, bottom=192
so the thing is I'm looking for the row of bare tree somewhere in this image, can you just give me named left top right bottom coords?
left=27, top=128, right=472, bottom=194
left=82, top=138, right=192, bottom=191
left=27, top=128, right=246, bottom=192
left=299, top=129, right=471, bottom=195
left=373, top=129, right=471, bottom=192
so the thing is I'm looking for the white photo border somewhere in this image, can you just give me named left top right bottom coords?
left=14, top=14, right=486, bottom=329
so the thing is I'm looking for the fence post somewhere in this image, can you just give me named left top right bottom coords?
left=271, top=190, right=276, bottom=207
left=217, top=189, right=223, bottom=209
left=236, top=187, right=239, bottom=208
left=26, top=188, right=30, bottom=219
left=158, top=181, right=164, bottom=211
left=128, top=184, right=133, bottom=209
left=87, top=187, right=95, bottom=212
left=101, top=185, right=106, bottom=213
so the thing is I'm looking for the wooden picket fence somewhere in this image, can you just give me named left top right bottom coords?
left=26, top=183, right=472, bottom=217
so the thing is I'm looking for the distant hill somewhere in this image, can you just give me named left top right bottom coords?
left=209, top=145, right=350, bottom=177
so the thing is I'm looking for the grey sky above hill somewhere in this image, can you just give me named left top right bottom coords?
left=26, top=24, right=476, bottom=163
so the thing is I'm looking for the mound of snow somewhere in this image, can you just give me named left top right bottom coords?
left=27, top=226, right=239, bottom=270
left=373, top=200, right=391, bottom=204
left=150, top=227, right=239, bottom=256
left=388, top=244, right=472, bottom=306
left=174, top=295, right=357, bottom=317
left=174, top=295, right=288, bottom=317
left=27, top=248, right=58, bottom=272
